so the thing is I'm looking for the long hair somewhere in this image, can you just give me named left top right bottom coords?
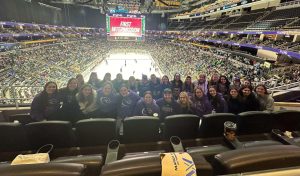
left=194, top=87, right=205, bottom=99
left=178, top=91, right=192, bottom=110
left=66, top=78, right=78, bottom=92
left=254, top=84, right=269, bottom=95
left=41, top=81, right=58, bottom=108
left=239, top=85, right=253, bottom=97
left=88, top=72, right=98, bottom=82
left=207, top=85, right=221, bottom=101
left=161, top=75, right=170, bottom=85
left=76, top=74, right=84, bottom=87
left=228, top=86, right=240, bottom=100
left=218, top=75, right=230, bottom=87
left=77, top=84, right=95, bottom=107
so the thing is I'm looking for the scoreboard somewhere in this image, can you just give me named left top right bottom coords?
left=106, top=13, right=145, bottom=41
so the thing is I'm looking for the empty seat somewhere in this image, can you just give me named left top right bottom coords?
left=214, top=145, right=300, bottom=174
left=101, top=152, right=213, bottom=176
left=199, top=113, right=236, bottom=138
left=26, top=121, right=76, bottom=149
left=0, top=163, right=85, bottom=176
left=273, top=110, right=300, bottom=131
left=53, top=154, right=103, bottom=176
left=163, top=114, right=200, bottom=140
left=237, top=111, right=274, bottom=135
left=8, top=113, right=34, bottom=125
left=123, top=116, right=160, bottom=143
left=0, top=122, right=29, bottom=152
left=75, top=118, right=116, bottom=147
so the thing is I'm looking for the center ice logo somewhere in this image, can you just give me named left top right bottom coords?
left=120, top=21, right=132, bottom=27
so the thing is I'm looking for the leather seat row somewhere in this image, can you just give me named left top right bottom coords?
left=101, top=144, right=300, bottom=176
left=1, top=142, right=300, bottom=175
left=1, top=110, right=299, bottom=152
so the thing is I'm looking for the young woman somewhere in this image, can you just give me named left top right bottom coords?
left=217, top=75, right=230, bottom=97
left=208, top=86, right=228, bottom=113
left=226, top=86, right=242, bottom=114
left=134, top=91, right=160, bottom=116
left=138, top=74, right=150, bottom=97
left=128, top=76, right=138, bottom=93
left=76, top=84, right=98, bottom=118
left=254, top=84, right=274, bottom=111
left=118, top=84, right=141, bottom=119
left=182, top=76, right=194, bottom=94
left=191, top=87, right=212, bottom=117
left=59, top=78, right=81, bottom=123
left=149, top=74, right=162, bottom=100
left=112, top=73, right=125, bottom=92
left=208, top=73, right=219, bottom=87
left=239, top=85, right=260, bottom=112
left=171, top=73, right=183, bottom=100
left=178, top=91, right=194, bottom=114
left=88, top=72, right=101, bottom=89
left=160, top=75, right=171, bottom=92
left=96, top=81, right=119, bottom=118
left=76, top=74, right=85, bottom=89
left=30, top=81, right=60, bottom=121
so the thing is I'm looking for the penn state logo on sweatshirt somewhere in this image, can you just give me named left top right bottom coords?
left=142, top=107, right=153, bottom=116
left=99, top=97, right=112, bottom=105
left=121, top=97, right=132, bottom=108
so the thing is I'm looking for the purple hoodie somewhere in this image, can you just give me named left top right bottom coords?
left=118, top=91, right=141, bottom=119
left=191, top=95, right=212, bottom=117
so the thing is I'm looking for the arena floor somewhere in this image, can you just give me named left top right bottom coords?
left=88, top=52, right=163, bottom=80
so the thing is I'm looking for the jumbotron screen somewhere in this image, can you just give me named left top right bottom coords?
left=106, top=13, right=145, bottom=41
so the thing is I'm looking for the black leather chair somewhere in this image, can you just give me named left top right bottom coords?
left=26, top=121, right=76, bottom=149
left=199, top=113, right=236, bottom=138
left=0, top=122, right=29, bottom=152
left=0, top=163, right=85, bottom=176
left=221, top=166, right=300, bottom=176
left=163, top=114, right=200, bottom=140
left=75, top=118, right=116, bottom=147
left=272, top=110, right=300, bottom=131
left=8, top=113, right=34, bottom=125
left=123, top=116, right=160, bottom=143
left=237, top=111, right=274, bottom=135
left=53, top=154, right=103, bottom=176
left=214, top=145, right=300, bottom=174
left=101, top=152, right=213, bottom=176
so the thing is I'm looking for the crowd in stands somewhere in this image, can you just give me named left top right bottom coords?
left=1, top=38, right=299, bottom=106
left=206, top=34, right=299, bottom=52
left=30, top=71, right=274, bottom=125
left=0, top=39, right=106, bottom=104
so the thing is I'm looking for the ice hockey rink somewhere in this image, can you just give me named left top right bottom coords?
left=88, top=52, right=163, bottom=80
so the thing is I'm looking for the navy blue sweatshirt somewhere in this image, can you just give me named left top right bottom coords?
left=118, top=91, right=141, bottom=119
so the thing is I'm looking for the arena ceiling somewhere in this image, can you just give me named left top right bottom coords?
left=31, top=0, right=187, bottom=11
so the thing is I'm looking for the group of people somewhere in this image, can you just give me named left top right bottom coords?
left=30, top=71, right=274, bottom=124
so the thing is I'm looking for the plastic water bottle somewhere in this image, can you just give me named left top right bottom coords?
left=212, top=109, right=216, bottom=114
